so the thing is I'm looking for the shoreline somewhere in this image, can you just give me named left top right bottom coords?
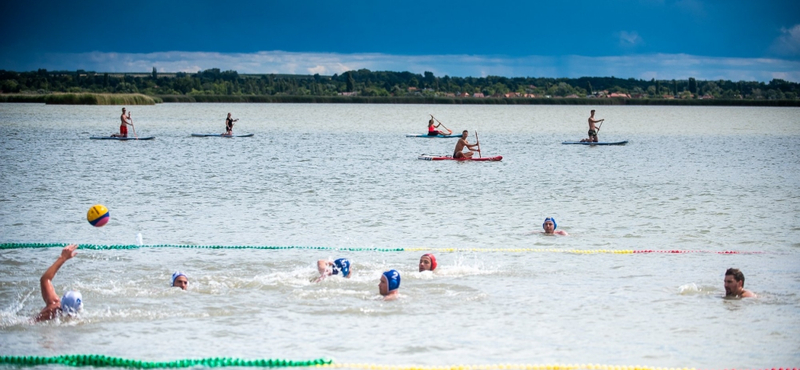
left=2, top=93, right=798, bottom=106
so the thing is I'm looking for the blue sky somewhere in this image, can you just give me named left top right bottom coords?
left=2, top=0, right=799, bottom=81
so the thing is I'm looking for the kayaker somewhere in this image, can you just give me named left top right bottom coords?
left=224, top=113, right=239, bottom=135
left=542, top=217, right=568, bottom=236
left=171, top=271, right=188, bottom=290
left=580, top=110, right=603, bottom=143
left=316, top=258, right=352, bottom=282
left=419, top=253, right=437, bottom=272
left=111, top=107, right=132, bottom=137
left=379, top=270, right=401, bottom=300
left=428, top=117, right=449, bottom=136
left=453, top=130, right=480, bottom=159
left=36, top=244, right=83, bottom=322
left=724, top=268, right=755, bottom=298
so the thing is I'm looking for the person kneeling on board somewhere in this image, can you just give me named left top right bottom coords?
left=171, top=271, right=188, bottom=290
left=111, top=107, right=133, bottom=138
left=36, top=244, right=83, bottom=322
left=453, top=130, right=480, bottom=159
left=316, top=258, right=352, bottom=282
left=580, top=109, right=603, bottom=143
left=419, top=253, right=437, bottom=272
left=379, top=269, right=401, bottom=300
left=541, top=217, right=568, bottom=236
left=223, top=113, right=239, bottom=135
left=724, top=268, right=755, bottom=298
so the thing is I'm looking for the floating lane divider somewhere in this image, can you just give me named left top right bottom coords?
left=0, top=243, right=768, bottom=254
left=0, top=357, right=796, bottom=370
left=0, top=355, right=331, bottom=368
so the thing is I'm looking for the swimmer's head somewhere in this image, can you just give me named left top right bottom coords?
left=60, top=290, right=83, bottom=315
left=543, top=217, right=557, bottom=233
left=379, top=270, right=401, bottom=296
left=419, top=254, right=437, bottom=272
left=171, top=271, right=188, bottom=290
left=332, top=258, right=351, bottom=278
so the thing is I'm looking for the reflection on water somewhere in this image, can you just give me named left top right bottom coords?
left=0, top=103, right=799, bottom=367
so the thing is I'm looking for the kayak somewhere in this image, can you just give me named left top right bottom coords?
left=406, top=133, right=461, bottom=138
left=418, top=154, right=503, bottom=161
left=90, top=136, right=155, bottom=140
left=562, top=140, right=628, bottom=146
left=192, top=133, right=254, bottom=137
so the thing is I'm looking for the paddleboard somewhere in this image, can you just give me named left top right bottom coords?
left=90, top=136, right=155, bottom=140
left=418, top=154, right=503, bottom=161
left=561, top=140, right=628, bottom=146
left=406, top=133, right=461, bottom=138
left=191, top=133, right=255, bottom=137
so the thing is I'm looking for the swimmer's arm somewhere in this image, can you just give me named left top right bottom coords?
left=40, top=244, right=78, bottom=306
left=316, top=260, right=331, bottom=276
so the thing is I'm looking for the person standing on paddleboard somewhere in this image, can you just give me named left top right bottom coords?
left=580, top=110, right=604, bottom=143
left=453, top=130, right=480, bottom=159
left=112, top=107, right=133, bottom=137
left=224, top=113, right=239, bottom=135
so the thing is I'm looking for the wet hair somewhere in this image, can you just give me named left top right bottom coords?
left=725, top=268, right=745, bottom=285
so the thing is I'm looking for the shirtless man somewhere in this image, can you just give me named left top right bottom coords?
left=224, top=113, right=239, bottom=135
left=724, top=268, right=755, bottom=298
left=112, top=108, right=133, bottom=137
left=36, top=244, right=83, bottom=322
left=580, top=110, right=604, bottom=143
left=453, top=130, right=480, bottom=159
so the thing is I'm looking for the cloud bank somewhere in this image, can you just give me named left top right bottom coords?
left=8, top=50, right=800, bottom=82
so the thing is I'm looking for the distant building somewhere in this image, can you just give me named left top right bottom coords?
left=608, top=93, right=631, bottom=98
left=407, top=87, right=418, bottom=92
left=338, top=92, right=358, bottom=96
left=458, top=92, right=470, bottom=97
left=504, top=92, right=521, bottom=98
left=565, top=94, right=579, bottom=98
left=473, top=92, right=485, bottom=98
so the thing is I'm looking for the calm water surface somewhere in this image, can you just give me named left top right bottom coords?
left=0, top=103, right=798, bottom=368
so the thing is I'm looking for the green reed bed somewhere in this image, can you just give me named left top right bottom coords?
left=42, top=93, right=161, bottom=105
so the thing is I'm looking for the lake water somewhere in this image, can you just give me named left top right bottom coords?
left=0, top=103, right=799, bottom=368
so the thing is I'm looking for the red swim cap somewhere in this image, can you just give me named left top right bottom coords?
left=423, top=253, right=437, bottom=271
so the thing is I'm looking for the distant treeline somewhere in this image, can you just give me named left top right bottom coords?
left=0, top=93, right=159, bottom=105
left=1, top=68, right=798, bottom=103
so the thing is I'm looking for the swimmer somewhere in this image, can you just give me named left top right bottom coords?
left=378, top=269, right=401, bottom=300
left=316, top=258, right=352, bottom=282
left=419, top=253, right=438, bottom=272
left=724, top=268, right=755, bottom=298
left=542, top=217, right=568, bottom=236
left=36, top=244, right=82, bottom=322
left=171, top=271, right=188, bottom=290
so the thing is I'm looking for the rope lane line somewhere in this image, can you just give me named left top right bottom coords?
left=0, top=243, right=769, bottom=254
left=0, top=355, right=331, bottom=368
left=0, top=356, right=796, bottom=370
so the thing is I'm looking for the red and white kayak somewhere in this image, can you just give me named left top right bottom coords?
left=418, top=154, right=503, bottom=161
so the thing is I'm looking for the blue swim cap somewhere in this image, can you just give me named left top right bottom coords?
left=543, top=217, right=557, bottom=230
left=60, top=291, right=83, bottom=315
left=332, top=258, right=351, bottom=277
left=171, top=271, right=187, bottom=286
left=382, top=270, right=401, bottom=291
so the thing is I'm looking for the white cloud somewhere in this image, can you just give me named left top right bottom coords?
left=618, top=31, right=644, bottom=47
left=17, top=50, right=800, bottom=82
left=771, top=24, right=800, bottom=56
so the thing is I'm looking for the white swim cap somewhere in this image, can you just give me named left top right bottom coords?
left=60, top=291, right=83, bottom=315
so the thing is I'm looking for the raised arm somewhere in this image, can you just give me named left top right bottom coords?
left=40, top=244, right=77, bottom=304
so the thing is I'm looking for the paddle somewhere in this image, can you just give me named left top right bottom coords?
left=129, top=112, right=138, bottom=140
left=430, top=115, right=453, bottom=134
left=475, top=130, right=482, bottom=158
